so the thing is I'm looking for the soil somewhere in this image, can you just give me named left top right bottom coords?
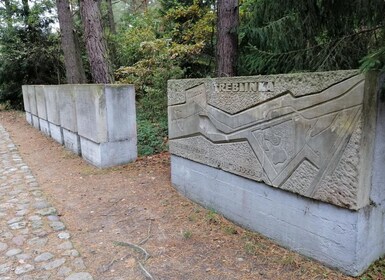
left=0, top=110, right=355, bottom=280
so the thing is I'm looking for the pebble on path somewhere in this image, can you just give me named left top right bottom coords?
left=0, top=125, right=93, bottom=279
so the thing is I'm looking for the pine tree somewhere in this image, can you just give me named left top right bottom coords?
left=239, top=0, right=385, bottom=74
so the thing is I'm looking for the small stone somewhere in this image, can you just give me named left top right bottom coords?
left=65, top=272, right=93, bottom=280
left=5, top=248, right=22, bottom=257
left=42, top=258, right=66, bottom=270
left=32, top=230, right=48, bottom=237
left=28, top=215, right=41, bottom=221
left=57, top=266, right=72, bottom=277
left=50, top=221, right=66, bottom=231
left=33, top=201, right=51, bottom=209
left=0, top=263, right=11, bottom=274
left=34, top=252, right=54, bottom=262
left=72, top=258, right=86, bottom=270
left=9, top=221, right=27, bottom=230
left=27, top=237, right=48, bottom=247
left=12, top=235, right=26, bottom=246
left=236, top=257, right=244, bottom=262
left=0, top=242, right=8, bottom=252
left=58, top=232, right=70, bottom=239
left=16, top=254, right=31, bottom=260
left=31, top=220, right=43, bottom=229
left=14, top=264, right=34, bottom=275
left=16, top=209, right=28, bottom=216
left=62, top=249, right=80, bottom=257
left=31, top=190, right=43, bottom=197
left=0, top=232, right=13, bottom=239
left=7, top=217, right=23, bottom=224
left=57, top=241, right=73, bottom=250
left=47, top=215, right=59, bottom=221
left=36, top=207, right=57, bottom=216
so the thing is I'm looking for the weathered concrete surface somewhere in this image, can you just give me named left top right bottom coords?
left=62, top=129, right=81, bottom=156
left=168, top=70, right=385, bottom=275
left=22, top=84, right=137, bottom=168
left=45, top=85, right=61, bottom=126
left=171, top=155, right=385, bottom=276
left=58, top=85, right=78, bottom=133
left=50, top=123, right=63, bottom=145
left=27, top=86, right=38, bottom=116
left=22, top=85, right=30, bottom=113
left=80, top=137, right=137, bottom=168
left=32, top=115, right=40, bottom=130
left=168, top=70, right=379, bottom=210
left=39, top=119, right=51, bottom=137
left=35, top=86, right=48, bottom=121
left=74, top=85, right=136, bottom=143
left=26, top=112, right=33, bottom=125
left=75, top=84, right=137, bottom=167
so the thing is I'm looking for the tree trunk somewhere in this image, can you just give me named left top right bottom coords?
left=80, top=0, right=114, bottom=84
left=105, top=0, right=116, bottom=34
left=56, top=0, right=87, bottom=84
left=21, top=0, right=30, bottom=27
left=216, top=0, right=239, bottom=77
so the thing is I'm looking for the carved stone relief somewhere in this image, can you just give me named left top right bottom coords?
left=168, top=70, right=375, bottom=209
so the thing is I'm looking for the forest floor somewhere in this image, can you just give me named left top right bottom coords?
left=0, top=110, right=371, bottom=280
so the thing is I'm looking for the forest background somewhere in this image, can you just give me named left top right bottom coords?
left=0, top=0, right=384, bottom=155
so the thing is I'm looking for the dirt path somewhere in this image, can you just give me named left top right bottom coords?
left=0, top=110, right=354, bottom=280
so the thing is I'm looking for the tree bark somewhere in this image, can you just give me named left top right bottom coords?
left=56, top=0, right=87, bottom=84
left=3, top=0, right=13, bottom=28
left=216, top=0, right=239, bottom=77
left=80, top=0, right=114, bottom=84
left=105, top=0, right=116, bottom=34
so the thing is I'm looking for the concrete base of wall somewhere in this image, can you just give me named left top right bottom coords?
left=32, top=115, right=39, bottom=130
left=171, top=155, right=385, bottom=276
left=63, top=129, right=81, bottom=155
left=26, top=112, right=32, bottom=125
left=39, top=119, right=50, bottom=137
left=80, top=137, right=137, bottom=168
left=49, top=123, right=63, bottom=145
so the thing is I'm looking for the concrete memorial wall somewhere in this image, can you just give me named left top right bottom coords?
left=168, top=70, right=385, bottom=276
left=22, top=84, right=137, bottom=168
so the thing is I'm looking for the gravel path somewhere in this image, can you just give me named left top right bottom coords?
left=0, top=125, right=93, bottom=280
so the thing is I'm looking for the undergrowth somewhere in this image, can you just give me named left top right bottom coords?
left=136, top=110, right=168, bottom=156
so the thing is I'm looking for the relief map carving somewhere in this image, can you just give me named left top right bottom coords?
left=168, top=70, right=370, bottom=209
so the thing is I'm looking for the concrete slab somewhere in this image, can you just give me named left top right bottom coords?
left=32, top=115, right=40, bottom=130
left=171, top=155, right=385, bottom=276
left=22, top=85, right=30, bottom=113
left=167, top=71, right=377, bottom=210
left=27, top=86, right=38, bottom=116
left=26, top=112, right=32, bottom=125
left=49, top=122, right=63, bottom=144
left=35, top=86, right=48, bottom=120
left=58, top=85, right=78, bottom=132
left=63, top=129, right=81, bottom=155
left=74, top=85, right=136, bottom=143
left=80, top=136, right=137, bottom=168
left=39, top=119, right=50, bottom=136
left=45, top=85, right=61, bottom=125
left=105, top=85, right=136, bottom=142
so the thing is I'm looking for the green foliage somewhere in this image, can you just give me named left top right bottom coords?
left=360, top=47, right=385, bottom=72
left=239, top=0, right=385, bottom=74
left=115, top=6, right=214, bottom=155
left=136, top=112, right=168, bottom=156
left=0, top=0, right=64, bottom=109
